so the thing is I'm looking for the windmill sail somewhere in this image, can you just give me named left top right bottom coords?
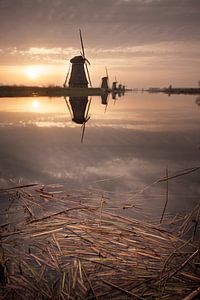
left=65, top=30, right=92, bottom=88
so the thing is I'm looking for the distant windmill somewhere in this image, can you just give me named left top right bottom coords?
left=112, top=75, right=118, bottom=92
left=101, top=67, right=109, bottom=91
left=63, top=29, right=92, bottom=88
left=118, top=83, right=122, bottom=91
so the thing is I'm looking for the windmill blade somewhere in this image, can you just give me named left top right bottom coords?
left=81, top=97, right=92, bottom=143
left=64, top=97, right=73, bottom=118
left=105, top=67, right=110, bottom=89
left=80, top=51, right=91, bottom=65
left=85, top=58, right=91, bottom=65
left=63, top=64, right=71, bottom=87
left=105, top=67, right=108, bottom=77
left=79, top=29, right=85, bottom=58
left=85, top=63, right=92, bottom=87
left=85, top=97, right=92, bottom=118
left=81, top=122, right=86, bottom=143
left=105, top=103, right=108, bottom=113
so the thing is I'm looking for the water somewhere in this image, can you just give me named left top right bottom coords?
left=0, top=92, right=200, bottom=216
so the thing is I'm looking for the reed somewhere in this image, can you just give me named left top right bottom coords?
left=0, top=184, right=200, bottom=299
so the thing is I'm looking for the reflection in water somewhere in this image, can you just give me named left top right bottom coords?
left=101, top=93, right=109, bottom=106
left=196, top=96, right=200, bottom=106
left=65, top=92, right=112, bottom=141
left=111, top=90, right=124, bottom=101
left=101, top=92, right=109, bottom=112
left=0, top=93, right=200, bottom=216
left=65, top=96, right=91, bottom=143
left=31, top=99, right=40, bottom=111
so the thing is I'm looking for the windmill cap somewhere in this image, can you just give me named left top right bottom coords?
left=70, top=56, right=85, bottom=64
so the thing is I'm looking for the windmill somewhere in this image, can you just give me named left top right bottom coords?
left=64, top=96, right=92, bottom=143
left=63, top=29, right=92, bottom=88
left=196, top=96, right=200, bottom=106
left=101, top=67, right=109, bottom=91
left=112, top=75, right=118, bottom=92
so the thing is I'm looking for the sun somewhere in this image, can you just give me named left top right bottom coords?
left=31, top=100, right=40, bottom=111
left=25, top=65, right=42, bottom=80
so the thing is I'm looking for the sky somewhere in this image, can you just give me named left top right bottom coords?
left=0, top=0, right=200, bottom=88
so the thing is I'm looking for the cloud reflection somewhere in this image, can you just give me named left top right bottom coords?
left=0, top=93, right=199, bottom=215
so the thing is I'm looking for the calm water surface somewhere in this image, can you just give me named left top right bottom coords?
left=0, top=92, right=200, bottom=216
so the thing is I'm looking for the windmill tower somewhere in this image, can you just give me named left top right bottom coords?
left=63, top=30, right=92, bottom=88
left=101, top=77, right=109, bottom=90
left=112, top=76, right=118, bottom=92
left=68, top=56, right=88, bottom=88
left=101, top=67, right=109, bottom=91
left=118, top=84, right=122, bottom=91
left=112, top=81, right=117, bottom=91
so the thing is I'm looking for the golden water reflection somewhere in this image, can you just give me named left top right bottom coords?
left=0, top=93, right=199, bottom=132
left=0, top=92, right=199, bottom=215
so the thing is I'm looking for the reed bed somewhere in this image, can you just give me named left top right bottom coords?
left=0, top=185, right=200, bottom=299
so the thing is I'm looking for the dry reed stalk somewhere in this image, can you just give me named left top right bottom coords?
left=102, top=279, right=145, bottom=299
left=182, top=286, right=200, bottom=300
left=158, top=166, right=200, bottom=183
left=160, top=167, right=169, bottom=223
left=1, top=185, right=200, bottom=299
left=0, top=183, right=39, bottom=191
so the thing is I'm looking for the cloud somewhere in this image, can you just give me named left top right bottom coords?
left=0, top=0, right=200, bottom=49
left=0, top=0, right=199, bottom=86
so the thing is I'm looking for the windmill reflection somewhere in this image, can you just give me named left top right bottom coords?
left=196, top=96, right=200, bottom=107
left=111, top=89, right=124, bottom=101
left=101, top=92, right=109, bottom=112
left=65, top=96, right=91, bottom=143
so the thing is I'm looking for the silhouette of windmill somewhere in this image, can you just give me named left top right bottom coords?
left=112, top=76, right=118, bottom=92
left=101, top=92, right=109, bottom=113
left=63, top=30, right=92, bottom=88
left=64, top=96, right=92, bottom=143
left=101, top=67, right=110, bottom=92
left=196, top=96, right=200, bottom=106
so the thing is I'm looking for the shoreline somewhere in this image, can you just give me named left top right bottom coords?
left=0, top=85, right=107, bottom=98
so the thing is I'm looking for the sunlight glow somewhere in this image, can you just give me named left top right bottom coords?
left=25, top=65, right=43, bottom=80
left=31, top=100, right=40, bottom=111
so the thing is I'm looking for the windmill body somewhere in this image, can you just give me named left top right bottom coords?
left=101, top=77, right=109, bottom=90
left=112, top=81, right=117, bottom=91
left=65, top=95, right=91, bottom=143
left=101, top=92, right=108, bottom=105
left=68, top=56, right=88, bottom=88
left=118, top=84, right=122, bottom=91
left=69, top=96, right=89, bottom=124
